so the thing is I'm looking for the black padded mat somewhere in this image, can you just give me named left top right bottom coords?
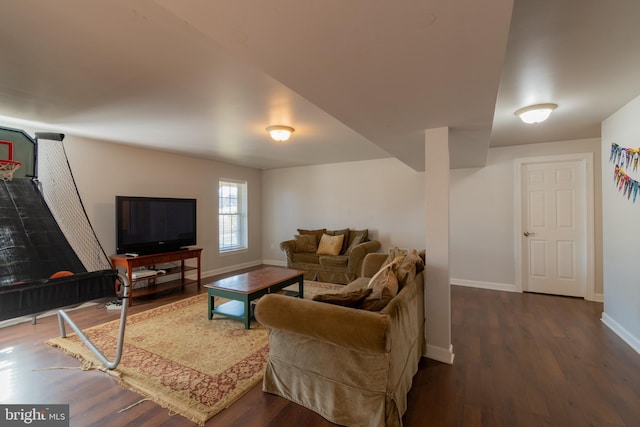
left=0, top=269, right=118, bottom=321
left=0, top=178, right=86, bottom=286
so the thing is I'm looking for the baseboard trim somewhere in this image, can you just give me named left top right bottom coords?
left=263, top=259, right=286, bottom=267
left=196, top=260, right=264, bottom=281
left=592, top=293, right=604, bottom=303
left=451, top=278, right=519, bottom=293
left=601, top=312, right=640, bottom=355
left=425, top=344, right=455, bottom=364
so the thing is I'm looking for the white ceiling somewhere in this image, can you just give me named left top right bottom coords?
left=1, top=0, right=639, bottom=171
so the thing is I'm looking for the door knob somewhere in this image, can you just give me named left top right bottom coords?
left=524, top=231, right=536, bottom=237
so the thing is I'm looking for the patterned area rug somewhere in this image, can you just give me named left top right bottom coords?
left=46, top=280, right=342, bottom=425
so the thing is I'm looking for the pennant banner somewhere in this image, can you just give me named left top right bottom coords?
left=614, top=165, right=639, bottom=203
left=610, top=143, right=639, bottom=172
left=611, top=143, right=640, bottom=204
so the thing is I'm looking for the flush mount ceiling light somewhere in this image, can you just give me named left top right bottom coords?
left=514, top=103, right=558, bottom=124
left=266, top=125, right=295, bottom=142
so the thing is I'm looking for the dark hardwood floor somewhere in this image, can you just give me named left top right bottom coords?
left=1, top=277, right=639, bottom=426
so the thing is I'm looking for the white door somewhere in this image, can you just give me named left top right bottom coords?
left=521, top=160, right=587, bottom=297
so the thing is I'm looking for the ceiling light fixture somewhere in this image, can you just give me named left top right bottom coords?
left=514, top=103, right=558, bottom=124
left=266, top=125, right=295, bottom=142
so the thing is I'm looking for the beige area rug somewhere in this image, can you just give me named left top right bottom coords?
left=46, top=280, right=342, bottom=425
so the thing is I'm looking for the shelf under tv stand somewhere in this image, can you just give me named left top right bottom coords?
left=109, top=248, right=202, bottom=306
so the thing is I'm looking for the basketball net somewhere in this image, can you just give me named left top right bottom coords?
left=0, top=140, right=21, bottom=181
left=0, top=160, right=21, bottom=181
left=36, top=136, right=112, bottom=273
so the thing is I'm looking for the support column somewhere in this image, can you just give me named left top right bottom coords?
left=424, top=127, right=454, bottom=364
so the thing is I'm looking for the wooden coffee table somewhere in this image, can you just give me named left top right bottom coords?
left=205, top=266, right=304, bottom=329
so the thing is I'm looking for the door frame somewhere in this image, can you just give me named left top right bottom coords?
left=514, top=153, right=595, bottom=300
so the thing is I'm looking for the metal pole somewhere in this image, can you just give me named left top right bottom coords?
left=56, top=273, right=130, bottom=370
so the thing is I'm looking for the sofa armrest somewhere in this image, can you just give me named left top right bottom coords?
left=279, top=239, right=296, bottom=264
left=255, top=294, right=390, bottom=353
left=347, top=240, right=381, bottom=277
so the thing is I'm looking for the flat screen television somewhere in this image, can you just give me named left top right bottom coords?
left=116, top=196, right=197, bottom=255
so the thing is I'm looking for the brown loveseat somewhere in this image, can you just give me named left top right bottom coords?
left=280, top=228, right=381, bottom=284
left=255, top=250, right=425, bottom=427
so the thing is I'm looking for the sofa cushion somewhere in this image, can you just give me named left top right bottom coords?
left=319, top=256, right=348, bottom=267
left=316, top=233, right=344, bottom=256
left=297, top=228, right=326, bottom=245
left=292, top=252, right=321, bottom=264
left=312, top=287, right=373, bottom=308
left=294, top=234, right=318, bottom=253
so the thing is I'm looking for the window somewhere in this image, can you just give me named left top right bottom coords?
left=218, top=179, right=247, bottom=252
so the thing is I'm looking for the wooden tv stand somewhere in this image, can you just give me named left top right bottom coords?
left=109, top=248, right=202, bottom=306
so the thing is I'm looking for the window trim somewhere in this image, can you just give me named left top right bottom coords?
left=218, top=178, right=248, bottom=254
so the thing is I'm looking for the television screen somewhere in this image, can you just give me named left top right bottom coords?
left=116, top=196, right=196, bottom=255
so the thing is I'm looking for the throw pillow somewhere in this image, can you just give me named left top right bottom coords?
left=294, top=234, right=318, bottom=253
left=417, top=250, right=426, bottom=273
left=312, top=287, right=373, bottom=307
left=358, top=260, right=401, bottom=311
left=383, top=246, right=408, bottom=267
left=359, top=285, right=396, bottom=311
left=396, top=250, right=422, bottom=289
left=366, top=258, right=400, bottom=300
left=344, top=233, right=365, bottom=256
left=326, top=228, right=350, bottom=254
left=297, top=228, right=326, bottom=245
left=347, top=229, right=368, bottom=247
left=316, top=233, right=345, bottom=256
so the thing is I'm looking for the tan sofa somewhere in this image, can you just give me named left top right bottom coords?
left=255, top=251, right=425, bottom=427
left=280, top=228, right=381, bottom=284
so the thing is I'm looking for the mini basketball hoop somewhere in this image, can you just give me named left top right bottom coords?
left=0, top=160, right=21, bottom=181
left=0, top=140, right=22, bottom=181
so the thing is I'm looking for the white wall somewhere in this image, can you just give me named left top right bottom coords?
left=601, top=95, right=640, bottom=354
left=261, top=157, right=425, bottom=264
left=450, top=138, right=603, bottom=296
left=62, top=134, right=263, bottom=276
